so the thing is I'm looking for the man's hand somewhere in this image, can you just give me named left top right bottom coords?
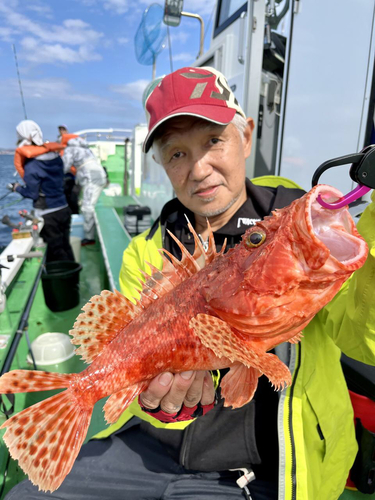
left=7, top=183, right=20, bottom=192
left=139, top=370, right=216, bottom=423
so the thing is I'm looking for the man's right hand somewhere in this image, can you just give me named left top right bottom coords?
left=138, top=370, right=216, bottom=422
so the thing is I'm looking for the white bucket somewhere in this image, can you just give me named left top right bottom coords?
left=26, top=332, right=75, bottom=365
left=26, top=332, right=84, bottom=373
left=70, top=236, right=81, bottom=263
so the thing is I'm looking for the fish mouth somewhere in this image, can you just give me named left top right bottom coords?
left=307, top=185, right=368, bottom=267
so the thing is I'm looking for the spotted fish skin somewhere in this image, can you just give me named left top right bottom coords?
left=0, top=184, right=368, bottom=492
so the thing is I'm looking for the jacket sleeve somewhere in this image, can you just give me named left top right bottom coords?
left=15, top=163, right=41, bottom=201
left=317, top=190, right=375, bottom=364
left=119, top=229, right=163, bottom=301
left=62, top=147, right=74, bottom=173
left=119, top=239, right=145, bottom=300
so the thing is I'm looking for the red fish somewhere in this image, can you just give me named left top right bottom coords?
left=0, top=184, right=368, bottom=491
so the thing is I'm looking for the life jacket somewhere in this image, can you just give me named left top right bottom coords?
left=60, top=133, right=79, bottom=147
left=14, top=142, right=65, bottom=179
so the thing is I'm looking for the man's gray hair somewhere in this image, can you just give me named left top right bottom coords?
left=231, top=113, right=248, bottom=138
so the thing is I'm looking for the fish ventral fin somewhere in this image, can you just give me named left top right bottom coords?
left=220, top=363, right=261, bottom=408
left=70, top=221, right=222, bottom=365
left=190, top=314, right=292, bottom=390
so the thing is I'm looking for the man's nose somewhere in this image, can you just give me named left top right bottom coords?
left=189, top=154, right=213, bottom=181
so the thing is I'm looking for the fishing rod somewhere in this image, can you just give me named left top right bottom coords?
left=12, top=44, right=27, bottom=120
left=0, top=191, right=12, bottom=203
left=0, top=198, right=24, bottom=211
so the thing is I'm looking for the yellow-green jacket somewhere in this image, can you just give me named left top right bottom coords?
left=104, top=177, right=375, bottom=500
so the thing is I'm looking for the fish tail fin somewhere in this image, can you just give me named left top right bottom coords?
left=0, top=369, right=75, bottom=393
left=1, top=374, right=92, bottom=492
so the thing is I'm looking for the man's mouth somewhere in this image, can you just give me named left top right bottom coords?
left=193, top=186, right=219, bottom=198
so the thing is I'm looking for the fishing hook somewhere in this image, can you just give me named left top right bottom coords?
left=312, top=145, right=375, bottom=209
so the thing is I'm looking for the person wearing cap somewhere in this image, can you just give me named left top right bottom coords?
left=12, top=120, right=75, bottom=262
left=6, top=69, right=375, bottom=500
left=57, top=124, right=68, bottom=139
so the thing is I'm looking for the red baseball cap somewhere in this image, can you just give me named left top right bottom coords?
left=143, top=66, right=246, bottom=153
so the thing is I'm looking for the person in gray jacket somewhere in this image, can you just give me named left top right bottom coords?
left=62, top=137, right=107, bottom=245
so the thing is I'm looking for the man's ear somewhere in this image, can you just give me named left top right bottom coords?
left=152, top=152, right=161, bottom=165
left=243, top=117, right=254, bottom=158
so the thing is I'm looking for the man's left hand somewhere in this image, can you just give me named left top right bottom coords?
left=138, top=370, right=216, bottom=423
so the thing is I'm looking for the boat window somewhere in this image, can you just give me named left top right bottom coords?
left=214, top=0, right=247, bottom=38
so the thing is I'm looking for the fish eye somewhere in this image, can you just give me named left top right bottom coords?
left=245, top=230, right=266, bottom=248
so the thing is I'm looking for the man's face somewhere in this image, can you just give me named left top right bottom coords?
left=153, top=116, right=253, bottom=217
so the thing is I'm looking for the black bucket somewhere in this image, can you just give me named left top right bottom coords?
left=41, top=261, right=82, bottom=312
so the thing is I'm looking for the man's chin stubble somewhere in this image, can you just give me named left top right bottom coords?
left=194, top=193, right=241, bottom=218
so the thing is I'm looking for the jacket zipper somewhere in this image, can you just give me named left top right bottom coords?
left=278, top=342, right=301, bottom=500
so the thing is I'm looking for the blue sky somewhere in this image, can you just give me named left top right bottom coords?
left=0, top=0, right=216, bottom=148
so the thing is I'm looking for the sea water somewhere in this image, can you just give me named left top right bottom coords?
left=0, top=155, right=32, bottom=248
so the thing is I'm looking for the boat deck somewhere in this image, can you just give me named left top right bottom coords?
left=0, top=189, right=137, bottom=497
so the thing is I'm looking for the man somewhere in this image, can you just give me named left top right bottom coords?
left=6, top=68, right=375, bottom=500
left=62, top=136, right=107, bottom=245
left=12, top=120, right=74, bottom=262
left=57, top=124, right=69, bottom=139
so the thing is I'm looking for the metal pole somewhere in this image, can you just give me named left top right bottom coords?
left=124, top=138, right=130, bottom=195
left=181, top=12, right=204, bottom=57
left=152, top=56, right=156, bottom=80
left=12, top=44, right=27, bottom=120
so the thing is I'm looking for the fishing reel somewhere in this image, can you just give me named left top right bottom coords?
left=312, top=144, right=375, bottom=209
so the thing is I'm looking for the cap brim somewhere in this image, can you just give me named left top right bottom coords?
left=143, top=105, right=236, bottom=153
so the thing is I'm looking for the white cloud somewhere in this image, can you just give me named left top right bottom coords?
left=0, top=2, right=104, bottom=64
left=26, top=2, right=53, bottom=17
left=103, top=0, right=130, bottom=14
left=173, top=52, right=195, bottom=63
left=169, top=31, right=190, bottom=45
left=0, top=26, right=17, bottom=42
left=117, top=37, right=129, bottom=45
left=184, top=0, right=216, bottom=17
left=110, top=79, right=149, bottom=101
left=20, top=37, right=102, bottom=64
left=0, top=77, right=121, bottom=107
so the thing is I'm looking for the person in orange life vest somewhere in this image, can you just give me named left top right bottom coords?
left=57, top=124, right=68, bottom=140
left=13, top=120, right=75, bottom=262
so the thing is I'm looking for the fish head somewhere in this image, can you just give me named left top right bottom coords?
left=203, top=184, right=368, bottom=338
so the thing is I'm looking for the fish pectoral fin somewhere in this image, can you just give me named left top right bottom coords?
left=190, top=314, right=292, bottom=390
left=104, top=381, right=149, bottom=424
left=220, top=363, right=261, bottom=409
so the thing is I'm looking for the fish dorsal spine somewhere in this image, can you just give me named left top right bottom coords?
left=70, top=220, right=225, bottom=364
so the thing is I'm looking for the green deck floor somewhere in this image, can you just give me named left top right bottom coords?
left=0, top=243, right=110, bottom=498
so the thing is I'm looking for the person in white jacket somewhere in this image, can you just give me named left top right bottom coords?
left=62, top=137, right=107, bottom=245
